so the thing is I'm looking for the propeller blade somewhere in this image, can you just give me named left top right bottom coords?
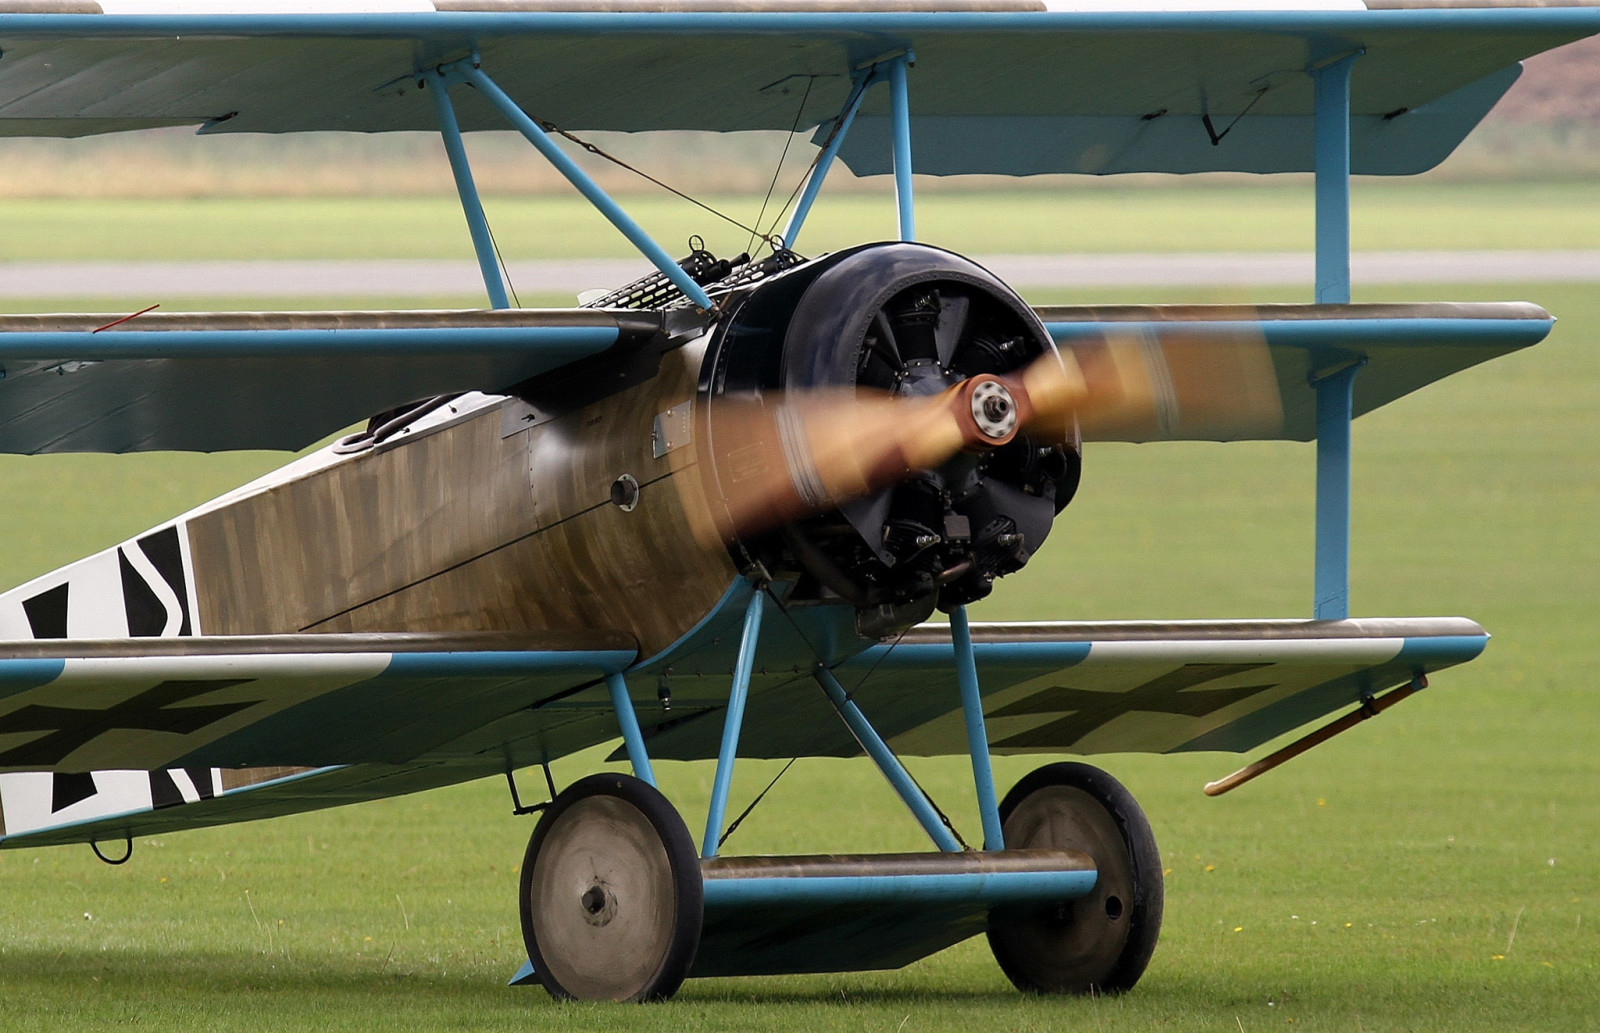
left=1069, top=325, right=1284, bottom=442
left=699, top=325, right=1281, bottom=542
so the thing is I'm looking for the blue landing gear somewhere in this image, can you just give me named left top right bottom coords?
left=987, top=763, right=1164, bottom=995
left=518, top=774, right=703, bottom=1002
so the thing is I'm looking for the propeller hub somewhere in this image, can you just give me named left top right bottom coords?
left=968, top=378, right=1019, bottom=443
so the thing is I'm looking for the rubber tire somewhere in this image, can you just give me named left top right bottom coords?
left=986, top=762, right=1163, bottom=995
left=519, top=773, right=703, bottom=1002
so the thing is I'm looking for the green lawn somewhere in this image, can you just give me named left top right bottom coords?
left=0, top=193, right=1596, bottom=1030
left=5, top=180, right=1600, bottom=263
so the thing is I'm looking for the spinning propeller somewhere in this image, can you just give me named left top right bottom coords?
left=703, top=326, right=1284, bottom=542
left=689, top=242, right=1284, bottom=617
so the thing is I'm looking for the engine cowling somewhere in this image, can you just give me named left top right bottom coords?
left=699, top=242, right=1081, bottom=626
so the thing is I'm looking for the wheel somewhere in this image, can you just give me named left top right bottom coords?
left=986, top=762, right=1163, bottom=995
left=519, top=773, right=703, bottom=1002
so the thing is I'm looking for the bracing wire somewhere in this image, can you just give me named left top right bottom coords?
left=747, top=75, right=815, bottom=257
left=486, top=221, right=521, bottom=308
left=761, top=74, right=870, bottom=245
left=536, top=119, right=784, bottom=252
left=717, top=757, right=798, bottom=850
left=758, top=585, right=971, bottom=850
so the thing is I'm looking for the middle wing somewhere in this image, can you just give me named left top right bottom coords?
left=0, top=309, right=658, bottom=453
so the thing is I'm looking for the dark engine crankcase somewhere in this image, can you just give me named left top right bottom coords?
left=699, top=242, right=1082, bottom=626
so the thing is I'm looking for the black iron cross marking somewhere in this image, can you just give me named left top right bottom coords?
left=0, top=680, right=259, bottom=768
left=991, top=663, right=1278, bottom=750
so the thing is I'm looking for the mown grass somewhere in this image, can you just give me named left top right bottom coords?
left=0, top=197, right=1595, bottom=1029
left=5, top=180, right=1600, bottom=263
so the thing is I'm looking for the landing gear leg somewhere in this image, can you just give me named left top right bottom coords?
left=519, top=773, right=703, bottom=1002
left=987, top=762, right=1163, bottom=995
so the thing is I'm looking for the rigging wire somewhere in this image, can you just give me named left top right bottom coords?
left=747, top=75, right=815, bottom=257
left=758, top=585, right=971, bottom=850
left=760, top=74, right=871, bottom=245
left=536, top=119, right=783, bottom=252
left=486, top=221, right=521, bottom=308
left=716, top=757, right=798, bottom=850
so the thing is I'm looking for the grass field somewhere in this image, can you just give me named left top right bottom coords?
left=0, top=188, right=1596, bottom=1031
left=6, top=180, right=1600, bottom=264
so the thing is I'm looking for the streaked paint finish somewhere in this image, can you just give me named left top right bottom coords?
left=180, top=335, right=737, bottom=658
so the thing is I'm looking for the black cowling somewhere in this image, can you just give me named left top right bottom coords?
left=700, top=242, right=1081, bottom=626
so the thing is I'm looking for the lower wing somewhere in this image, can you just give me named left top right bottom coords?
left=0, top=631, right=644, bottom=847
left=635, top=616, right=1487, bottom=760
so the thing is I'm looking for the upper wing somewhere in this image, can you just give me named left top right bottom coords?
left=0, top=309, right=657, bottom=453
left=635, top=616, right=1487, bottom=760
left=0, top=3, right=1597, bottom=174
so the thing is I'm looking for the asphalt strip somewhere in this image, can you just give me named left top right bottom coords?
left=5, top=251, right=1600, bottom=299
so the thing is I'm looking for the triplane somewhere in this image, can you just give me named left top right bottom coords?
left=0, top=0, right=1591, bottom=1003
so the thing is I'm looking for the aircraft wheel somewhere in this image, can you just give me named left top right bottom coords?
left=987, top=762, right=1163, bottom=995
left=519, top=773, right=703, bottom=1002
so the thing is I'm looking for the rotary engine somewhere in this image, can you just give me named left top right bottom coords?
left=699, top=242, right=1081, bottom=625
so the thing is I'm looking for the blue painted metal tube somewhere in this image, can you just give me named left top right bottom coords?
left=888, top=54, right=916, bottom=242
left=460, top=65, right=715, bottom=311
left=1312, top=52, right=1359, bottom=305
left=1043, top=317, right=1553, bottom=349
left=813, top=666, right=962, bottom=852
left=782, top=72, right=873, bottom=251
left=702, top=869, right=1097, bottom=909
left=0, top=324, right=619, bottom=360
left=702, top=589, right=765, bottom=858
left=16, top=10, right=1600, bottom=40
left=428, top=75, right=510, bottom=311
left=950, top=606, right=1004, bottom=851
left=0, top=658, right=67, bottom=691
left=605, top=672, right=656, bottom=787
left=1313, top=363, right=1362, bottom=619
left=383, top=650, right=635, bottom=678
